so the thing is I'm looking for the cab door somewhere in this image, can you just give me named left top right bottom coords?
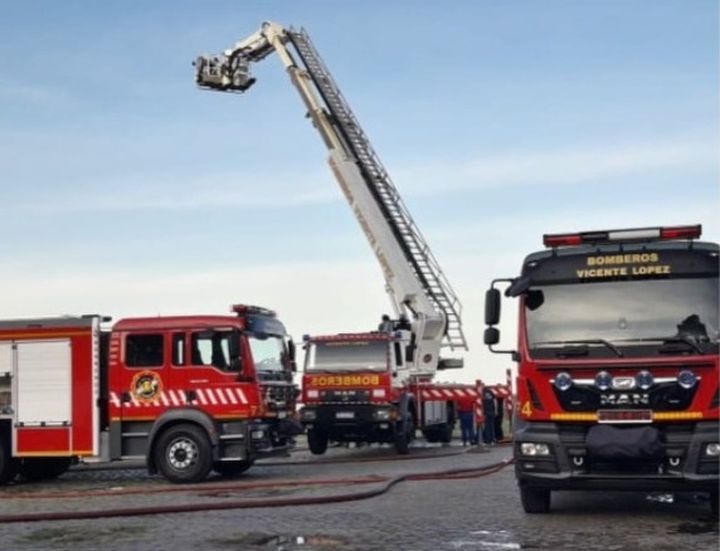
left=112, top=331, right=168, bottom=458
left=185, top=329, right=254, bottom=419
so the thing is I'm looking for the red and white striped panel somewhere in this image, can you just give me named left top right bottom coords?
left=474, top=379, right=485, bottom=425
left=419, top=387, right=476, bottom=400
left=110, top=387, right=249, bottom=408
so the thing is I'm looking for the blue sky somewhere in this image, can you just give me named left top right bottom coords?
left=1, top=1, right=717, bottom=384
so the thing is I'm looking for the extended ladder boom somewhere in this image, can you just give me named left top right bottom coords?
left=195, top=22, right=467, bottom=368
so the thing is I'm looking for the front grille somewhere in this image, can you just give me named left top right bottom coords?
left=554, top=382, right=697, bottom=412
left=321, top=389, right=371, bottom=403
left=262, top=384, right=296, bottom=410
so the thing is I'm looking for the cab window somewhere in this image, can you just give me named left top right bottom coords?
left=190, top=330, right=236, bottom=371
left=126, top=334, right=164, bottom=368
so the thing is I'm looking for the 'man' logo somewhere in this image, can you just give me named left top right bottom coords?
left=600, top=393, right=650, bottom=406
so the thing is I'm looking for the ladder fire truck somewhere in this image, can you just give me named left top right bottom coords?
left=0, top=305, right=299, bottom=484
left=194, top=21, right=471, bottom=454
left=483, top=225, right=719, bottom=513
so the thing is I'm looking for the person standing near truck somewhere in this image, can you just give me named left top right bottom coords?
left=458, top=399, right=475, bottom=446
left=482, top=389, right=496, bottom=444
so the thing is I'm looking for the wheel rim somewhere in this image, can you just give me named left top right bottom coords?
left=167, top=437, right=198, bottom=471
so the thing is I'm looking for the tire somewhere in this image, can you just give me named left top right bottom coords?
left=0, top=437, right=18, bottom=485
left=438, top=422, right=453, bottom=444
left=214, top=460, right=253, bottom=477
left=154, top=424, right=212, bottom=483
left=18, top=458, right=72, bottom=481
left=520, top=487, right=551, bottom=514
left=394, top=417, right=411, bottom=455
left=422, top=430, right=439, bottom=444
left=711, top=490, right=719, bottom=517
left=307, top=429, right=329, bottom=455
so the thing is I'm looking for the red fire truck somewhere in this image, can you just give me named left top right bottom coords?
left=0, top=304, right=300, bottom=484
left=194, top=22, right=470, bottom=454
left=484, top=225, right=719, bottom=513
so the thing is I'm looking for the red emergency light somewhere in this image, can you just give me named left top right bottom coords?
left=543, top=225, right=702, bottom=248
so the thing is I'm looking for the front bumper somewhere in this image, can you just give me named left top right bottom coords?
left=300, top=404, right=397, bottom=442
left=514, top=420, right=719, bottom=492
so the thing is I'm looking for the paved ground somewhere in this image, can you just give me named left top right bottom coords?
left=0, top=443, right=717, bottom=550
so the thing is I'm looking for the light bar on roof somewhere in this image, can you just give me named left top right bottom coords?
left=231, top=304, right=276, bottom=317
left=543, top=225, right=701, bottom=248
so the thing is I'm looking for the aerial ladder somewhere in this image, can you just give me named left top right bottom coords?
left=194, top=21, right=467, bottom=380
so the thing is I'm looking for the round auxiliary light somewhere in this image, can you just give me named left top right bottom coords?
left=677, top=369, right=698, bottom=390
left=595, top=371, right=612, bottom=391
left=554, top=372, right=573, bottom=392
left=635, top=370, right=654, bottom=390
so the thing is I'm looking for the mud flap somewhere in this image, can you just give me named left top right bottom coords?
left=586, top=425, right=663, bottom=460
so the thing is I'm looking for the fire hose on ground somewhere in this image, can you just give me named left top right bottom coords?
left=0, top=457, right=514, bottom=524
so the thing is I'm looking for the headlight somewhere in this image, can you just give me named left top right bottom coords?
left=677, top=370, right=698, bottom=390
left=251, top=430, right=265, bottom=439
left=705, top=443, right=720, bottom=457
left=301, top=409, right=316, bottom=421
left=520, top=443, right=550, bottom=456
left=306, top=389, right=319, bottom=399
left=595, top=371, right=612, bottom=391
left=372, top=388, right=386, bottom=399
left=553, top=372, right=573, bottom=392
left=635, top=370, right=654, bottom=390
left=373, top=408, right=392, bottom=421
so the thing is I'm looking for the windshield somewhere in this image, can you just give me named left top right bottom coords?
left=526, top=277, right=719, bottom=357
left=248, top=334, right=286, bottom=372
left=306, top=341, right=389, bottom=372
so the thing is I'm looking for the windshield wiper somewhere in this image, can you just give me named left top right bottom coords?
left=659, top=336, right=704, bottom=355
left=534, top=339, right=624, bottom=358
left=614, top=336, right=706, bottom=355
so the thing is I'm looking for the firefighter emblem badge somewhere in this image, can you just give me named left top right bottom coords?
left=131, top=371, right=162, bottom=403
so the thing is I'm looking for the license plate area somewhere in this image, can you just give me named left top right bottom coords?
left=335, top=411, right=355, bottom=420
left=597, top=409, right=652, bottom=424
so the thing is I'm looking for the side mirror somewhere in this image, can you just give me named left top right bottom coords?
left=287, top=339, right=297, bottom=372
left=484, top=327, right=500, bottom=346
left=485, top=288, right=501, bottom=326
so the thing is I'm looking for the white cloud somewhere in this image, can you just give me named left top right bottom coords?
left=395, top=135, right=718, bottom=194
left=0, top=80, right=68, bottom=104
left=3, top=133, right=714, bottom=214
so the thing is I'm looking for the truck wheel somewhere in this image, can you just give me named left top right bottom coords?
left=0, top=438, right=18, bottom=485
left=520, top=487, right=551, bottom=514
left=154, top=424, right=212, bottom=483
left=394, top=417, right=411, bottom=455
left=19, top=458, right=72, bottom=481
left=307, top=429, right=328, bottom=455
left=214, top=460, right=253, bottom=477
left=711, top=490, right=719, bottom=517
left=438, top=422, right=453, bottom=444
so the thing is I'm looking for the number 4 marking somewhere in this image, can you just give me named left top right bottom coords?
left=521, top=401, right=532, bottom=417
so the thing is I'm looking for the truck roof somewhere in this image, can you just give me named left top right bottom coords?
left=307, top=332, right=393, bottom=343
left=523, top=239, right=718, bottom=266
left=0, top=316, right=96, bottom=331
left=113, top=315, right=243, bottom=332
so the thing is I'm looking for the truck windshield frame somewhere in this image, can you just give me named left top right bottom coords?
left=305, top=340, right=390, bottom=372
left=526, top=276, right=719, bottom=359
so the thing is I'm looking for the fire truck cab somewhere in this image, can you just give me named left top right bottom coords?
left=300, top=323, right=460, bottom=454
left=484, top=225, right=719, bottom=514
left=0, top=304, right=300, bottom=484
